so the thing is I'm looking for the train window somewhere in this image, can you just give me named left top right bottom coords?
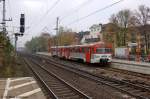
left=84, top=47, right=89, bottom=52
left=96, top=48, right=112, bottom=53
left=105, top=48, right=112, bottom=53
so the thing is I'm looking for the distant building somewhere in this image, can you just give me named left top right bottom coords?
left=81, top=24, right=103, bottom=44
left=75, top=31, right=90, bottom=44
left=101, top=23, right=150, bottom=54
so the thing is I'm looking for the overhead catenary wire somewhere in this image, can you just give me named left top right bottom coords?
left=41, top=0, right=94, bottom=34
left=27, top=0, right=124, bottom=36
left=26, top=0, right=61, bottom=34
left=67, top=0, right=124, bottom=26
left=43, top=0, right=95, bottom=34
left=60, top=0, right=94, bottom=21
left=7, top=0, right=12, bottom=19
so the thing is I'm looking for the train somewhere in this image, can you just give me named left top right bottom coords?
left=51, top=42, right=112, bottom=64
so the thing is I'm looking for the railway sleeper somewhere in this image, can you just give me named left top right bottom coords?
left=129, top=89, right=144, bottom=93
left=49, top=83, right=65, bottom=86
left=53, top=87, right=70, bottom=91
left=49, top=82, right=64, bottom=85
left=117, top=85, right=129, bottom=88
left=60, top=95, right=80, bottom=99
left=55, top=90, right=72, bottom=94
left=57, top=92, right=77, bottom=97
left=51, top=86, right=68, bottom=89
left=137, top=92, right=150, bottom=98
left=120, top=87, right=135, bottom=91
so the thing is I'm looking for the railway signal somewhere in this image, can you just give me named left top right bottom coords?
left=20, top=14, right=25, bottom=33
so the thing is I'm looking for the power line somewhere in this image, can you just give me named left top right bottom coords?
left=26, top=0, right=61, bottom=33
left=42, top=0, right=123, bottom=34
left=67, top=0, right=124, bottom=26
left=60, top=0, right=94, bottom=21
left=32, top=0, right=94, bottom=34
left=7, top=0, right=12, bottom=19
left=44, top=0, right=94, bottom=35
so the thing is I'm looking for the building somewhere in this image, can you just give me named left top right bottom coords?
left=101, top=23, right=150, bottom=55
left=81, top=24, right=103, bottom=44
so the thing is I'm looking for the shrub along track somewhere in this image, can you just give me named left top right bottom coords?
left=33, top=54, right=150, bottom=99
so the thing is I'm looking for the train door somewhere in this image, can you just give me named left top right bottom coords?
left=85, top=47, right=91, bottom=63
left=67, top=48, right=70, bottom=59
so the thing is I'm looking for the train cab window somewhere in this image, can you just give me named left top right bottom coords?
left=105, top=48, right=112, bottom=53
left=96, top=48, right=112, bottom=53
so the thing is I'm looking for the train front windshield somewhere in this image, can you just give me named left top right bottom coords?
left=96, top=48, right=112, bottom=53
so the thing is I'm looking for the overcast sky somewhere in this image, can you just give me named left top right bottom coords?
left=1, top=0, right=150, bottom=47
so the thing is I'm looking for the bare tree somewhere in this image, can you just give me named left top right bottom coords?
left=109, top=14, right=118, bottom=24
left=132, top=5, right=150, bottom=54
left=109, top=9, right=132, bottom=46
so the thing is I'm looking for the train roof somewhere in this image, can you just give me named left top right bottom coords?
left=51, top=42, right=112, bottom=48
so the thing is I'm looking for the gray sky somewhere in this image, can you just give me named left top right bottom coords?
left=1, top=0, right=150, bottom=47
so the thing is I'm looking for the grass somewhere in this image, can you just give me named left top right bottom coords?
left=0, top=55, right=31, bottom=78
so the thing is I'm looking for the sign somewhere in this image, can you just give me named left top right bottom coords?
left=128, top=43, right=137, bottom=47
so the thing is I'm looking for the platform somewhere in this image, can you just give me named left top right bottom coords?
left=112, top=59, right=150, bottom=75
left=0, top=77, right=46, bottom=99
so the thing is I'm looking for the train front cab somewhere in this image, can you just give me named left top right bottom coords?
left=90, top=47, right=112, bottom=64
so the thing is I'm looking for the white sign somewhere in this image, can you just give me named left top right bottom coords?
left=128, top=43, right=137, bottom=47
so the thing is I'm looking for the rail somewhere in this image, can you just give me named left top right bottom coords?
left=24, top=56, right=91, bottom=99
left=35, top=54, right=150, bottom=99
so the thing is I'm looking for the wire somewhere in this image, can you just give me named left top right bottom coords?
left=67, top=0, right=124, bottom=26
left=44, top=0, right=94, bottom=35
left=26, top=0, right=61, bottom=33
left=7, top=0, right=12, bottom=19
left=60, top=0, right=94, bottom=21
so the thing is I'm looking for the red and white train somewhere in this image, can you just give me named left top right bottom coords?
left=51, top=42, right=112, bottom=64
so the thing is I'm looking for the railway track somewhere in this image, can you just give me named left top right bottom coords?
left=37, top=54, right=150, bottom=89
left=24, top=57, right=91, bottom=99
left=34, top=54, right=150, bottom=99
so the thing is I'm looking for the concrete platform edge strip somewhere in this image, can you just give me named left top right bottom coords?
left=17, top=88, right=41, bottom=98
left=3, top=78, right=10, bottom=99
left=9, top=81, right=36, bottom=90
left=10, top=77, right=32, bottom=82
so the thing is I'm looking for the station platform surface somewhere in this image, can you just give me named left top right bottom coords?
left=0, top=77, right=46, bottom=99
left=112, top=58, right=150, bottom=67
left=112, top=59, right=150, bottom=75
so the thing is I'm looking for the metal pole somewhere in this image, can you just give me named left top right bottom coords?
left=2, top=0, right=6, bottom=34
left=56, top=17, right=59, bottom=56
left=15, top=34, right=18, bottom=56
